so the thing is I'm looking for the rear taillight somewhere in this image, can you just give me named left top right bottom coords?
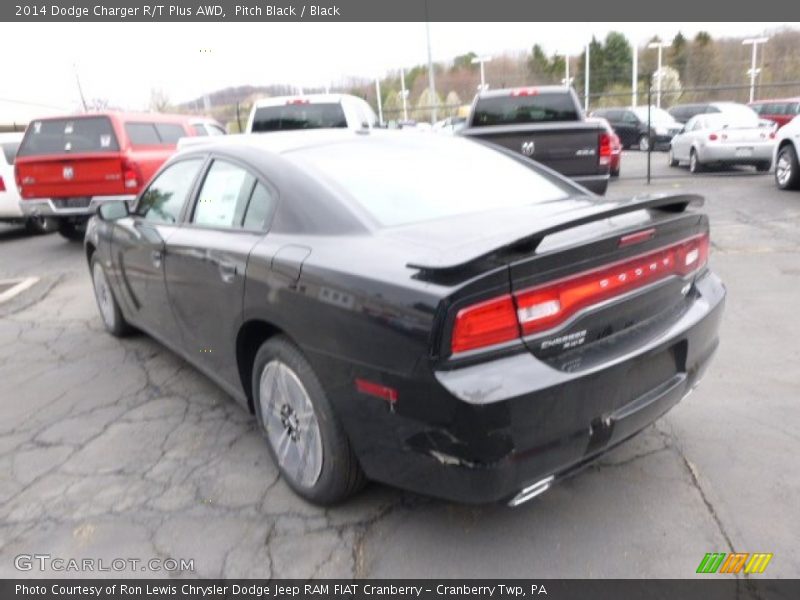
left=708, top=133, right=718, bottom=141
left=0, top=176, right=5, bottom=192
left=511, top=87, right=540, bottom=97
left=598, top=132, right=612, bottom=166
left=450, top=233, right=709, bottom=355
left=121, top=159, right=141, bottom=190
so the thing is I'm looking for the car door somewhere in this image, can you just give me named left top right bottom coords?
left=164, top=157, right=277, bottom=390
left=671, top=117, right=696, bottom=160
left=112, top=157, right=204, bottom=343
left=618, top=111, right=640, bottom=147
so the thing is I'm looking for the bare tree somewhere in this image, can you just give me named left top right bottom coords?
left=149, top=88, right=171, bottom=112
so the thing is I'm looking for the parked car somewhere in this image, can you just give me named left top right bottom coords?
left=15, top=111, right=203, bottom=241
left=189, top=118, right=227, bottom=136
left=668, top=107, right=775, bottom=173
left=0, top=132, right=56, bottom=234
left=669, top=101, right=764, bottom=125
left=591, top=106, right=682, bottom=151
left=773, top=115, right=800, bottom=190
left=461, top=86, right=611, bottom=194
left=433, top=116, right=467, bottom=135
left=85, top=130, right=724, bottom=506
left=587, top=117, right=622, bottom=176
left=749, top=98, right=800, bottom=128
left=246, top=94, right=379, bottom=133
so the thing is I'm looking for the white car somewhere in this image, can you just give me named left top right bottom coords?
left=0, top=132, right=55, bottom=234
left=668, top=104, right=776, bottom=173
left=246, top=94, right=379, bottom=133
left=774, top=115, right=800, bottom=190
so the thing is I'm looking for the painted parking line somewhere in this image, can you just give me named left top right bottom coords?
left=0, top=277, right=39, bottom=303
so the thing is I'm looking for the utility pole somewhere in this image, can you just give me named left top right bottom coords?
left=557, top=52, right=572, bottom=88
left=742, top=37, right=769, bottom=103
left=400, top=67, right=409, bottom=121
left=647, top=41, right=669, bottom=108
left=73, top=63, right=88, bottom=112
left=471, top=55, right=493, bottom=92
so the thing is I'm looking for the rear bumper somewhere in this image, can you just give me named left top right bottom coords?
left=19, top=195, right=136, bottom=218
left=332, top=270, right=725, bottom=505
left=572, top=173, right=609, bottom=195
left=698, top=142, right=774, bottom=164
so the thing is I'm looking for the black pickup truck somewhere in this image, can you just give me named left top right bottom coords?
left=460, top=86, right=611, bottom=194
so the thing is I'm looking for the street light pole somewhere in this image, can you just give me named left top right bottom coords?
left=471, top=55, right=493, bottom=92
left=742, top=37, right=769, bottom=103
left=647, top=41, right=669, bottom=108
left=557, top=52, right=572, bottom=88
left=425, top=19, right=437, bottom=124
left=632, top=43, right=638, bottom=107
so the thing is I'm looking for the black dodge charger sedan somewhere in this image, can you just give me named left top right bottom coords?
left=85, top=130, right=725, bottom=506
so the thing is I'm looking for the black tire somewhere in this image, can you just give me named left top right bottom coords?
left=57, top=220, right=86, bottom=242
left=252, top=336, right=365, bottom=505
left=638, top=134, right=650, bottom=152
left=90, top=254, right=132, bottom=337
left=775, top=145, right=800, bottom=190
left=668, top=147, right=679, bottom=167
left=689, top=149, right=704, bottom=174
left=610, top=167, right=620, bottom=178
left=25, top=217, right=58, bottom=235
left=755, top=161, right=771, bottom=173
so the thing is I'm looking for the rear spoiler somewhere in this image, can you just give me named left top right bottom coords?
left=407, top=193, right=703, bottom=274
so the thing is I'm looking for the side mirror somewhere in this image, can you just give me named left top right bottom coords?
left=97, top=201, right=129, bottom=221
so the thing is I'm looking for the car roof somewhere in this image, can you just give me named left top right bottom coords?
left=29, top=111, right=196, bottom=123
left=0, top=132, right=24, bottom=142
left=252, top=94, right=361, bottom=108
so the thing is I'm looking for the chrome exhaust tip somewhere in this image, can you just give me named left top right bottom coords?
left=508, top=475, right=554, bottom=507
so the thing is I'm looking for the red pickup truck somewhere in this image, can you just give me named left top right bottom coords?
left=15, top=111, right=222, bottom=240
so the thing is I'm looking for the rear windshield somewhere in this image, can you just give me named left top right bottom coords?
left=18, top=116, right=119, bottom=157
left=1, top=142, right=19, bottom=164
left=291, top=136, right=572, bottom=227
left=471, top=92, right=580, bottom=126
left=251, top=103, right=347, bottom=132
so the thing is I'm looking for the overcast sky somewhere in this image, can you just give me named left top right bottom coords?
left=0, top=21, right=792, bottom=114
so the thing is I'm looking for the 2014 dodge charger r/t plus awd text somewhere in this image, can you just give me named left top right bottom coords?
left=85, top=131, right=725, bottom=506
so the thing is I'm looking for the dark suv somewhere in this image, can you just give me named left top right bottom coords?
left=592, top=106, right=682, bottom=151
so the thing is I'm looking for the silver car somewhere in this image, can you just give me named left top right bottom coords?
left=668, top=104, right=776, bottom=173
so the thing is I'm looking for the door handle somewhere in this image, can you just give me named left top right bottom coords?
left=219, top=261, right=237, bottom=283
left=151, top=249, right=163, bottom=269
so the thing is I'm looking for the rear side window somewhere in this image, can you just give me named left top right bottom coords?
left=1, top=142, right=19, bottom=164
left=126, top=122, right=186, bottom=146
left=192, top=160, right=256, bottom=229
left=471, top=92, right=580, bottom=126
left=242, top=183, right=276, bottom=230
left=18, top=117, right=119, bottom=156
left=251, top=103, right=347, bottom=132
left=137, top=159, right=203, bottom=224
left=155, top=123, right=186, bottom=144
left=125, top=123, right=161, bottom=145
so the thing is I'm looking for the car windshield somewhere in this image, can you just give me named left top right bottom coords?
left=632, top=107, right=675, bottom=124
left=251, top=103, right=347, bottom=132
left=291, top=135, right=573, bottom=227
left=17, top=116, right=119, bottom=156
left=1, top=142, right=19, bottom=164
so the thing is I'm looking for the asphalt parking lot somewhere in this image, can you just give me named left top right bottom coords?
left=1, top=152, right=798, bottom=579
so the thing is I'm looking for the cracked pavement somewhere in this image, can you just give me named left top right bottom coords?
left=1, top=158, right=798, bottom=578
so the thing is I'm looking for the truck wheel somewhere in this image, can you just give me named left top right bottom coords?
left=90, top=255, right=132, bottom=337
left=57, top=220, right=86, bottom=242
left=638, top=135, right=650, bottom=152
left=25, top=217, right=57, bottom=235
left=775, top=145, right=799, bottom=190
left=689, top=149, right=704, bottom=174
left=252, top=336, right=365, bottom=505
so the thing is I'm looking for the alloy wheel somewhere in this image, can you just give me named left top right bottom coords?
left=92, top=262, right=116, bottom=329
left=776, top=153, right=792, bottom=187
left=259, top=360, right=323, bottom=488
